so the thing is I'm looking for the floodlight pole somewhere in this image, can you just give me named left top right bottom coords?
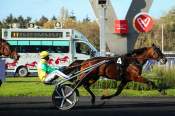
left=99, top=4, right=106, bottom=56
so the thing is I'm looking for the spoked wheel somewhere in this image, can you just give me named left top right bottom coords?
left=52, top=84, right=79, bottom=110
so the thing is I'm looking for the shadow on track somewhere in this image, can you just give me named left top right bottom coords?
left=74, top=102, right=175, bottom=110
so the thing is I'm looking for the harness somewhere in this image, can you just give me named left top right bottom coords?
left=114, top=56, right=128, bottom=80
left=100, top=56, right=127, bottom=80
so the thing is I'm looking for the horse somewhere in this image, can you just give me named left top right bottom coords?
left=65, top=44, right=167, bottom=105
left=0, top=38, right=20, bottom=86
left=0, top=38, right=20, bottom=61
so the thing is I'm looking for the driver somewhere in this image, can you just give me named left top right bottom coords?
left=37, top=51, right=70, bottom=84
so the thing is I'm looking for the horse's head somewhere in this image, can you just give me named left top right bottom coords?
left=10, top=50, right=20, bottom=61
left=148, top=44, right=167, bottom=64
left=1, top=39, right=20, bottom=61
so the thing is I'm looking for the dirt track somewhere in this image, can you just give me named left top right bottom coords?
left=0, top=96, right=175, bottom=116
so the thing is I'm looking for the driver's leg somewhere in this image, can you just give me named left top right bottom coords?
left=54, top=70, right=70, bottom=79
left=43, top=70, right=70, bottom=84
left=44, top=72, right=58, bottom=84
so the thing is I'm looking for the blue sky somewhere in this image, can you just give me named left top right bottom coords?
left=0, top=0, right=175, bottom=21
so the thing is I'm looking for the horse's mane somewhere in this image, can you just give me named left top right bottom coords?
left=126, top=47, right=147, bottom=56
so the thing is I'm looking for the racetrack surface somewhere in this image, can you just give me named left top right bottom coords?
left=0, top=96, right=175, bottom=116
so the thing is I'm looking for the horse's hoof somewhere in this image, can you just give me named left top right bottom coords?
left=91, top=99, right=95, bottom=105
left=147, top=81, right=153, bottom=86
left=158, top=88, right=162, bottom=92
left=160, top=90, right=167, bottom=95
left=91, top=102, right=95, bottom=105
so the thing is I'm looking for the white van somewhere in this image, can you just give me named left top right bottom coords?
left=2, top=28, right=98, bottom=77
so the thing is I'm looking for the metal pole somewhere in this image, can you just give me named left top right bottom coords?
left=99, top=5, right=106, bottom=56
left=161, top=24, right=164, bottom=53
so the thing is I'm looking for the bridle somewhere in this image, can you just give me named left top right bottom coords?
left=152, top=46, right=163, bottom=61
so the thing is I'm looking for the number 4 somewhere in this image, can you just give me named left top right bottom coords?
left=117, top=57, right=122, bottom=64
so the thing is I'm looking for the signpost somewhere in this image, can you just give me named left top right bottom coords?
left=133, top=13, right=154, bottom=33
left=90, top=0, right=153, bottom=55
left=98, top=0, right=107, bottom=56
left=114, top=20, right=128, bottom=34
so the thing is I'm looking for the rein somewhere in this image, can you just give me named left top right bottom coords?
left=68, top=56, right=150, bottom=69
left=67, top=57, right=114, bottom=69
left=125, top=56, right=149, bottom=60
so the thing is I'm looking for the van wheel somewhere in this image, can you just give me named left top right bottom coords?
left=18, top=67, right=28, bottom=77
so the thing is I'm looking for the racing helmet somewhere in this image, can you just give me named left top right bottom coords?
left=39, top=51, right=49, bottom=59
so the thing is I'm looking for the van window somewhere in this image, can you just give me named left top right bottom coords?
left=30, top=41, right=41, bottom=45
left=66, top=32, right=70, bottom=37
left=18, top=41, right=29, bottom=45
left=4, top=30, right=8, bottom=37
left=42, top=41, right=52, bottom=46
left=75, top=42, right=91, bottom=55
left=8, top=40, right=17, bottom=45
left=9, top=40, right=70, bottom=53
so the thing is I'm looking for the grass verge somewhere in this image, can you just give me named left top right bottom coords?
left=0, top=77, right=175, bottom=97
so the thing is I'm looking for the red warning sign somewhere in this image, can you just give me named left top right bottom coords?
left=133, top=13, right=154, bottom=33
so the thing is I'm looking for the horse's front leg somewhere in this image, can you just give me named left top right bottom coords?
left=101, top=80, right=128, bottom=99
left=127, top=65, right=160, bottom=91
left=128, top=73, right=162, bottom=92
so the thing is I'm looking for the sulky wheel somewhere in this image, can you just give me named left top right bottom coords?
left=52, top=84, right=79, bottom=110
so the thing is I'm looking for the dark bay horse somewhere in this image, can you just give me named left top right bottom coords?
left=66, top=44, right=167, bottom=104
left=0, top=38, right=20, bottom=61
left=0, top=38, right=20, bottom=86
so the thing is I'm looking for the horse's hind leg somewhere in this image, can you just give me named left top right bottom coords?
left=83, top=85, right=96, bottom=105
left=101, top=80, right=127, bottom=99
